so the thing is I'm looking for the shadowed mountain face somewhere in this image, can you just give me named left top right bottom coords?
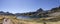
left=15, top=8, right=46, bottom=16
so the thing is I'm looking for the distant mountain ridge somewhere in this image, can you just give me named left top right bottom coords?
left=15, top=6, right=60, bottom=18
left=0, top=11, right=15, bottom=16
left=0, top=6, right=60, bottom=17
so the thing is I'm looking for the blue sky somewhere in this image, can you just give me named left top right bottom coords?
left=0, top=0, right=60, bottom=13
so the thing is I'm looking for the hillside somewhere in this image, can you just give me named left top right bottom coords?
left=0, top=6, right=60, bottom=24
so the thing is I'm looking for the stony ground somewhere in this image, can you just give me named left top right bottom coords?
left=0, top=16, right=60, bottom=24
left=0, top=16, right=43, bottom=24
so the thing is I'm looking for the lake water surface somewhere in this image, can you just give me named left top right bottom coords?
left=17, top=16, right=31, bottom=20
